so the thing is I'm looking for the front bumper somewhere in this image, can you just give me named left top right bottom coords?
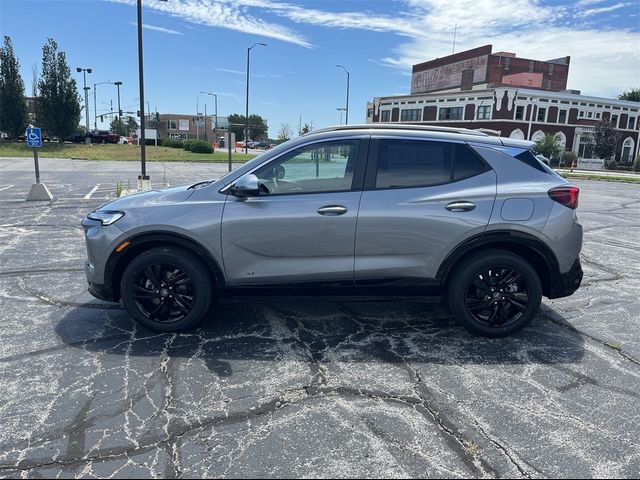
left=547, top=257, right=583, bottom=299
left=86, top=261, right=117, bottom=302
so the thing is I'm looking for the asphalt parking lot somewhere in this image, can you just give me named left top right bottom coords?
left=1, top=156, right=639, bottom=478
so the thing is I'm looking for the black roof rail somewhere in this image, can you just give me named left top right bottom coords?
left=310, top=123, right=490, bottom=137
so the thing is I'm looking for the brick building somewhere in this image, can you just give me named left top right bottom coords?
left=367, top=46, right=639, bottom=164
left=155, top=113, right=229, bottom=143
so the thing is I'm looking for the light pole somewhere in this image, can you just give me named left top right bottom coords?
left=335, top=64, right=350, bottom=125
left=114, top=81, right=122, bottom=124
left=93, top=81, right=113, bottom=130
left=136, top=0, right=167, bottom=188
left=246, top=42, right=267, bottom=153
left=336, top=107, right=346, bottom=125
left=77, top=67, right=92, bottom=133
left=201, top=91, right=218, bottom=143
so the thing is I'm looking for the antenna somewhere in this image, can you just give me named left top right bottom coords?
left=452, top=24, right=457, bottom=54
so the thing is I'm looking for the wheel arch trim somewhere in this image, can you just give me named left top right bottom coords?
left=105, top=231, right=226, bottom=300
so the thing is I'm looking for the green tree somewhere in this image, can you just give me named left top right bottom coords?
left=37, top=38, right=81, bottom=141
left=110, top=117, right=126, bottom=136
left=0, top=36, right=29, bottom=139
left=300, top=123, right=312, bottom=135
left=593, top=120, right=619, bottom=160
left=533, top=133, right=563, bottom=160
left=227, top=113, right=267, bottom=141
left=126, top=116, right=138, bottom=134
left=618, top=89, right=640, bottom=102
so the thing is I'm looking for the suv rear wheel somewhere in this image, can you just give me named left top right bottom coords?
left=120, top=246, right=213, bottom=332
left=447, top=250, right=542, bottom=337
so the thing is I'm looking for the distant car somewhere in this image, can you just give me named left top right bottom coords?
left=118, top=136, right=134, bottom=145
left=255, top=141, right=272, bottom=150
left=87, top=130, right=120, bottom=144
left=65, top=133, right=86, bottom=143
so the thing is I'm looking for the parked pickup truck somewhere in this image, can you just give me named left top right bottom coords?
left=87, top=130, right=120, bottom=144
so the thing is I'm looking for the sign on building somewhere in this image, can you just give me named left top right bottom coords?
left=412, top=55, right=488, bottom=94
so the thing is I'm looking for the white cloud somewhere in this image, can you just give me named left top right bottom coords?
left=577, top=2, right=633, bottom=17
left=129, top=22, right=183, bottom=35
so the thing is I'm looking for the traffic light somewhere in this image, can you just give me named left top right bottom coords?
left=137, top=111, right=140, bottom=117
left=155, top=112, right=160, bottom=121
left=119, top=110, right=123, bottom=116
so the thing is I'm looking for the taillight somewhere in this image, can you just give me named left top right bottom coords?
left=548, top=186, right=579, bottom=209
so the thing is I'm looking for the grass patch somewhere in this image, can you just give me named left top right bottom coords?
left=0, top=142, right=256, bottom=162
left=559, top=172, right=640, bottom=184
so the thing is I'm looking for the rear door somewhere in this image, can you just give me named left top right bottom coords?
left=354, top=137, right=497, bottom=282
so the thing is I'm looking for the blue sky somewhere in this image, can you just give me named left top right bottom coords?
left=1, top=0, right=638, bottom=136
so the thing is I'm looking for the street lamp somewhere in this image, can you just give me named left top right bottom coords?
left=93, top=81, right=113, bottom=130
left=335, top=65, right=350, bottom=125
left=201, top=91, right=218, bottom=143
left=76, top=67, right=92, bottom=133
left=245, top=42, right=267, bottom=153
left=136, top=0, right=168, bottom=189
left=114, top=81, right=123, bottom=124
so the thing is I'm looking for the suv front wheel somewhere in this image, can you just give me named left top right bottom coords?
left=120, top=246, right=213, bottom=331
left=448, top=250, right=542, bottom=337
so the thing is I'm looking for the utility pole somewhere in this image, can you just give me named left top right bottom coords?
left=246, top=42, right=267, bottom=153
left=335, top=65, right=350, bottom=124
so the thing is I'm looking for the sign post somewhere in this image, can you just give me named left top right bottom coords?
left=25, top=127, right=53, bottom=201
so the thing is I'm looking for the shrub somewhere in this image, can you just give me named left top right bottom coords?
left=161, top=138, right=183, bottom=148
left=605, top=159, right=618, bottom=170
left=182, top=139, right=197, bottom=151
left=560, top=151, right=577, bottom=167
left=634, top=157, right=640, bottom=172
left=189, top=140, right=213, bottom=154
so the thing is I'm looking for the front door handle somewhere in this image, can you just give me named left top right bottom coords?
left=445, top=201, right=476, bottom=212
left=317, top=205, right=348, bottom=216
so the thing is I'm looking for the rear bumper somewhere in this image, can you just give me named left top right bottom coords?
left=547, top=258, right=583, bottom=299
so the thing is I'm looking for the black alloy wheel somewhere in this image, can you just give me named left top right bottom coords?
left=121, top=247, right=213, bottom=332
left=133, top=264, right=195, bottom=324
left=448, top=250, right=542, bottom=337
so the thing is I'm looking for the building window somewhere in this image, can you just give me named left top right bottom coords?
left=380, top=110, right=391, bottom=122
left=504, top=57, right=510, bottom=70
left=587, top=111, right=593, bottom=119
left=400, top=109, right=421, bottom=121
left=549, top=64, right=554, bottom=76
left=367, top=108, right=373, bottom=117
left=611, top=114, right=618, bottom=127
left=595, top=112, right=600, bottom=119
left=438, top=107, right=463, bottom=121
left=578, top=136, right=594, bottom=159
left=529, top=60, right=534, bottom=73
left=628, top=117, right=636, bottom=129
left=621, top=138, right=634, bottom=162
left=537, top=107, right=546, bottom=122
left=558, top=110, right=567, bottom=124
left=476, top=105, right=491, bottom=120
left=168, top=120, right=177, bottom=130
left=515, top=105, right=525, bottom=120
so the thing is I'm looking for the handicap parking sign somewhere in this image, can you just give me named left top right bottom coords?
left=26, top=127, right=42, bottom=148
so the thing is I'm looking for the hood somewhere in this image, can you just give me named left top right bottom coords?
left=97, top=185, right=195, bottom=211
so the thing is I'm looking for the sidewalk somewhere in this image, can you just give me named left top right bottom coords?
left=555, top=168, right=640, bottom=180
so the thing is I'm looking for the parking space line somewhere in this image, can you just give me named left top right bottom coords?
left=0, top=185, right=15, bottom=192
left=83, top=184, right=100, bottom=199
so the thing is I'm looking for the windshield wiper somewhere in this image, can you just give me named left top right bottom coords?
left=188, top=179, right=215, bottom=190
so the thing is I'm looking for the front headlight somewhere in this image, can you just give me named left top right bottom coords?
left=87, top=210, right=125, bottom=225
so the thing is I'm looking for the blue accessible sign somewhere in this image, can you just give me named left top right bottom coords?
left=26, top=127, right=42, bottom=148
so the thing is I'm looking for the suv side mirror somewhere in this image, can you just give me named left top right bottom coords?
left=231, top=174, right=260, bottom=197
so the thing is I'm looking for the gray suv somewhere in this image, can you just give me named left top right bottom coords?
left=82, top=125, right=583, bottom=336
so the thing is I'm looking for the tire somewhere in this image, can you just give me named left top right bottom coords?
left=120, top=246, right=213, bottom=332
left=447, top=249, right=542, bottom=337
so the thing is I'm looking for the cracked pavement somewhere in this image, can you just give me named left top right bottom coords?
left=0, top=157, right=639, bottom=478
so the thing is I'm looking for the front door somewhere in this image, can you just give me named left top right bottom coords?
left=222, top=138, right=367, bottom=285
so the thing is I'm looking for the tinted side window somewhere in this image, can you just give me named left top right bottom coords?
left=453, top=144, right=489, bottom=181
left=375, top=139, right=452, bottom=188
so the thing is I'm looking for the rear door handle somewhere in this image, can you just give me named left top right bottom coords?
left=445, top=201, right=476, bottom=212
left=317, top=205, right=348, bottom=216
